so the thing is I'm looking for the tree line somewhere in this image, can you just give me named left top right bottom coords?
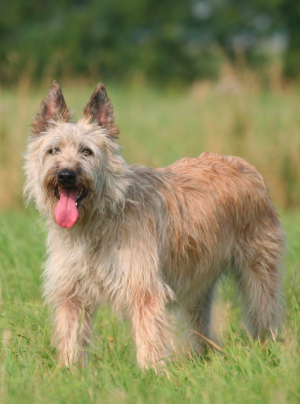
left=0, top=0, right=299, bottom=85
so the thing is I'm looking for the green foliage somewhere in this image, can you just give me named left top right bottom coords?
left=0, top=0, right=299, bottom=85
left=0, top=210, right=300, bottom=403
left=279, top=0, right=300, bottom=77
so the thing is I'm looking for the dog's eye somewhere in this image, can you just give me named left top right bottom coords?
left=49, top=147, right=59, bottom=155
left=81, top=149, right=92, bottom=156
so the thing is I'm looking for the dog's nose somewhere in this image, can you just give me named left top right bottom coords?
left=58, top=169, right=77, bottom=186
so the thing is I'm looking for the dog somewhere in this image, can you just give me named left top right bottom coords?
left=24, top=82, right=285, bottom=370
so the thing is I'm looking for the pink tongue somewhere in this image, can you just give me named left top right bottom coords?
left=55, top=187, right=79, bottom=228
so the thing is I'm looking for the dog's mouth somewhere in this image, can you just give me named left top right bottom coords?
left=53, top=185, right=88, bottom=204
left=53, top=185, right=88, bottom=228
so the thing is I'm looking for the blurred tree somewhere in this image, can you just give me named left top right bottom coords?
left=278, top=0, right=300, bottom=78
left=0, top=0, right=298, bottom=85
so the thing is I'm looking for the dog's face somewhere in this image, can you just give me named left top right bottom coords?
left=24, top=83, right=125, bottom=228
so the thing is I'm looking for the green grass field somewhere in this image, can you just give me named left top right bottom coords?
left=0, top=81, right=300, bottom=403
left=0, top=210, right=299, bottom=404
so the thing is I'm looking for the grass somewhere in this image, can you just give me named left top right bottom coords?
left=0, top=76, right=300, bottom=402
left=0, top=209, right=300, bottom=404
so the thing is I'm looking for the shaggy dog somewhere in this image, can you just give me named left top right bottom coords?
left=24, top=82, right=285, bottom=369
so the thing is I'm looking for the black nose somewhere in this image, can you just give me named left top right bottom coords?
left=58, top=169, right=77, bottom=186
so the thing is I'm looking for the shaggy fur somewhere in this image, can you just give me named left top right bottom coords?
left=24, top=82, right=285, bottom=369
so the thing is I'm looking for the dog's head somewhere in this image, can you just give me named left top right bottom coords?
left=24, top=82, right=128, bottom=228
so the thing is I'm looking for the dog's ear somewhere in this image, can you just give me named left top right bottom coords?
left=83, top=83, right=119, bottom=138
left=31, top=81, right=71, bottom=135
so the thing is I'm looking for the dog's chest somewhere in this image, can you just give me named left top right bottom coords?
left=46, top=231, right=121, bottom=304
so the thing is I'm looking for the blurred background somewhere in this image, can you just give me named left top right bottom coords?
left=0, top=0, right=300, bottom=209
left=1, top=3, right=300, bottom=400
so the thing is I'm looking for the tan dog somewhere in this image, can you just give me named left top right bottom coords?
left=24, top=82, right=285, bottom=370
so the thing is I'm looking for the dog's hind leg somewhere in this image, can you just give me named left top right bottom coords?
left=233, top=220, right=284, bottom=339
left=179, top=281, right=219, bottom=355
left=53, top=297, right=94, bottom=367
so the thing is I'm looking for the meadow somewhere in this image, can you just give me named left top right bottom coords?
left=0, top=74, right=300, bottom=403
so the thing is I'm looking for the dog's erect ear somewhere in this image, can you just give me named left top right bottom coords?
left=83, top=83, right=119, bottom=138
left=31, top=81, right=71, bottom=135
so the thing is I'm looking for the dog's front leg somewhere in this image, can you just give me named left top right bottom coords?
left=53, top=297, right=93, bottom=367
left=117, top=237, right=174, bottom=371
left=130, top=288, right=173, bottom=371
